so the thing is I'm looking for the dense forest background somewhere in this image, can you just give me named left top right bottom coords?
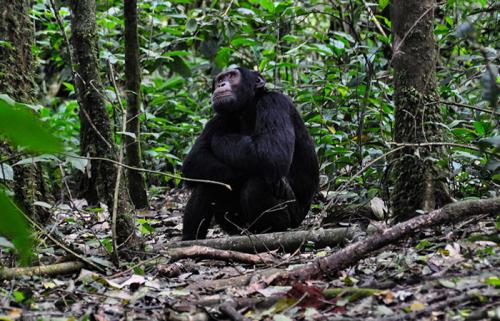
left=0, top=0, right=498, bottom=320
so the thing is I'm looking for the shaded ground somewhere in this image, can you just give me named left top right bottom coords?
left=0, top=189, right=498, bottom=320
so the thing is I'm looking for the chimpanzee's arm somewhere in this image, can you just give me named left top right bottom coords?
left=182, top=116, right=242, bottom=185
left=211, top=93, right=295, bottom=181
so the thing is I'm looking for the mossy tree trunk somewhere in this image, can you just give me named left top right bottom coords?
left=124, top=0, right=148, bottom=209
left=69, top=0, right=138, bottom=249
left=0, top=0, right=51, bottom=223
left=391, top=0, right=450, bottom=222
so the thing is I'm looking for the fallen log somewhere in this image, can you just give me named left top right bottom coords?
left=172, top=227, right=356, bottom=253
left=281, top=197, right=500, bottom=281
left=197, top=197, right=500, bottom=289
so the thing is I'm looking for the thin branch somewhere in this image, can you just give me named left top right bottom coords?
left=164, top=245, right=274, bottom=265
left=361, top=0, right=388, bottom=37
left=62, top=153, right=232, bottom=190
left=469, top=3, right=500, bottom=15
left=326, top=146, right=406, bottom=210
left=57, top=164, right=111, bottom=256
left=387, top=141, right=483, bottom=153
left=108, top=61, right=125, bottom=266
left=18, top=204, right=104, bottom=273
left=429, top=100, right=500, bottom=116
left=222, top=0, right=234, bottom=16
left=48, top=0, right=75, bottom=75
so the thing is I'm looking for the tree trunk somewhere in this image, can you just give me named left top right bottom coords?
left=69, top=0, right=116, bottom=207
left=124, top=0, right=148, bottom=209
left=390, top=0, right=450, bottom=222
left=69, top=0, right=139, bottom=250
left=0, top=0, right=51, bottom=223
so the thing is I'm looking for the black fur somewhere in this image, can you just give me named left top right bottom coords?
left=182, top=67, right=319, bottom=240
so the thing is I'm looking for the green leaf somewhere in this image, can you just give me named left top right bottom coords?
left=472, top=121, right=485, bottom=135
left=14, top=154, right=60, bottom=166
left=379, top=0, right=389, bottom=10
left=484, top=276, right=500, bottom=286
left=165, top=56, right=191, bottom=77
left=0, top=164, right=14, bottom=181
left=312, top=44, right=333, bottom=56
left=163, top=50, right=191, bottom=57
left=259, top=0, right=274, bottom=12
left=416, top=239, right=432, bottom=249
left=66, top=154, right=88, bottom=173
left=185, top=18, right=197, bottom=33
left=282, top=35, right=300, bottom=43
left=0, top=187, right=32, bottom=264
left=215, top=47, right=233, bottom=68
left=237, top=8, right=255, bottom=16
left=0, top=95, right=63, bottom=153
left=231, top=38, right=257, bottom=47
left=62, top=82, right=75, bottom=92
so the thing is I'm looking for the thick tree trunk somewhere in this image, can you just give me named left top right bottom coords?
left=0, top=0, right=51, bottom=223
left=69, top=0, right=116, bottom=207
left=390, top=0, right=450, bottom=222
left=124, top=0, right=148, bottom=209
left=69, top=0, right=138, bottom=250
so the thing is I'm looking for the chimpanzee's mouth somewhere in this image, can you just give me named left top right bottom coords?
left=215, top=92, right=232, bottom=99
left=213, top=94, right=234, bottom=103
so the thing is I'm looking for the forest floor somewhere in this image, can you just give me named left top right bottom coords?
left=0, top=189, right=498, bottom=321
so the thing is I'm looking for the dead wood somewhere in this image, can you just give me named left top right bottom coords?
left=0, top=261, right=84, bottom=279
left=279, top=197, right=500, bottom=281
left=164, top=245, right=275, bottom=264
left=172, top=227, right=356, bottom=253
left=196, top=197, right=499, bottom=289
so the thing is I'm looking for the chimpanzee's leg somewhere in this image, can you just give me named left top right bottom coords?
left=183, top=184, right=235, bottom=240
left=239, top=177, right=301, bottom=233
left=213, top=184, right=244, bottom=235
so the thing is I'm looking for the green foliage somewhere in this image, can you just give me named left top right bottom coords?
left=0, top=95, right=64, bottom=264
left=0, top=189, right=32, bottom=265
left=0, top=95, right=63, bottom=153
left=29, top=0, right=498, bottom=202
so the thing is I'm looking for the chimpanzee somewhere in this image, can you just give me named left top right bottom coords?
left=181, top=67, right=319, bottom=240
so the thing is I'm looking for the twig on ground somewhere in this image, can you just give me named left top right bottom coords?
left=0, top=261, right=84, bottom=279
left=163, top=245, right=275, bottom=265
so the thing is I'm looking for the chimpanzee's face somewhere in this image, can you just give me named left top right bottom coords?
left=212, top=68, right=241, bottom=113
left=211, top=67, right=266, bottom=115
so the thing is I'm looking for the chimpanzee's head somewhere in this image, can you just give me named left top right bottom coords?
left=211, top=67, right=266, bottom=114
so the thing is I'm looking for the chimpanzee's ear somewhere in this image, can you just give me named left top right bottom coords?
left=254, top=72, right=266, bottom=89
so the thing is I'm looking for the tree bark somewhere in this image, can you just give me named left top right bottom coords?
left=124, top=0, right=148, bottom=209
left=69, top=0, right=116, bottom=207
left=69, top=0, right=138, bottom=250
left=0, top=0, right=51, bottom=223
left=391, top=0, right=450, bottom=222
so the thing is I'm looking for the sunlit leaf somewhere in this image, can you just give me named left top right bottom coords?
left=0, top=188, right=32, bottom=264
left=0, top=95, right=63, bottom=153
